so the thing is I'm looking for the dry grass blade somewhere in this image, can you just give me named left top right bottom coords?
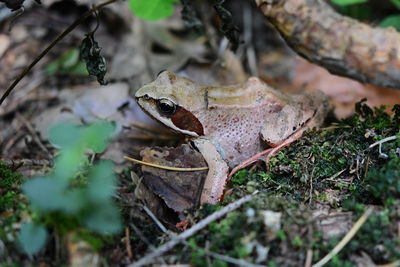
left=313, top=207, right=374, bottom=267
left=124, top=156, right=208, bottom=171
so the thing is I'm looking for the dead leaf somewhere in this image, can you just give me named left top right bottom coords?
left=313, top=209, right=353, bottom=239
left=291, top=58, right=400, bottom=118
left=138, top=144, right=208, bottom=213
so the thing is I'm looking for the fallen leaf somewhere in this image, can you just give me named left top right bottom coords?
left=291, top=57, right=400, bottom=118
left=138, top=144, right=208, bottom=213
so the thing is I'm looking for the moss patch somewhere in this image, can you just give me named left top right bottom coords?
left=0, top=162, right=27, bottom=249
left=156, top=102, right=400, bottom=266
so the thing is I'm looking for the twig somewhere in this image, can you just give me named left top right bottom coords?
left=321, top=169, right=346, bottom=182
left=142, top=205, right=168, bottom=234
left=202, top=247, right=265, bottom=267
left=0, top=0, right=119, bottom=106
left=0, top=158, right=52, bottom=167
left=127, top=192, right=258, bottom=267
left=141, top=200, right=264, bottom=267
left=376, top=260, right=400, bottom=267
left=313, top=207, right=374, bottom=267
left=16, top=113, right=52, bottom=158
left=369, top=136, right=400, bottom=159
left=125, top=227, right=133, bottom=260
left=305, top=249, right=313, bottom=267
left=368, top=136, right=400, bottom=148
left=128, top=121, right=173, bottom=136
left=129, top=223, right=156, bottom=251
left=124, top=156, right=208, bottom=171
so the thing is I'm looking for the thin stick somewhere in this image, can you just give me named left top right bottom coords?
left=0, top=0, right=119, bottom=106
left=16, top=113, right=52, bottom=158
left=140, top=199, right=263, bottom=267
left=124, top=156, right=208, bottom=171
left=313, top=207, right=374, bottom=267
left=304, top=249, right=313, bottom=267
left=125, top=227, right=133, bottom=260
left=369, top=136, right=400, bottom=148
left=202, top=248, right=265, bottom=267
left=127, top=192, right=258, bottom=267
left=376, top=260, right=400, bottom=267
left=142, top=205, right=168, bottom=234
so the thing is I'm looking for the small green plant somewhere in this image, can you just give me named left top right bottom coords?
left=330, top=0, right=400, bottom=29
left=379, top=14, right=400, bottom=30
left=128, top=0, right=179, bottom=21
left=46, top=48, right=88, bottom=76
left=0, top=162, right=25, bottom=243
left=18, top=122, right=121, bottom=256
left=330, top=0, right=367, bottom=6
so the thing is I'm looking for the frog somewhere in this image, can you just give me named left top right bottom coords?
left=135, top=71, right=330, bottom=204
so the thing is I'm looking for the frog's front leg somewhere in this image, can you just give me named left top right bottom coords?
left=192, top=137, right=229, bottom=204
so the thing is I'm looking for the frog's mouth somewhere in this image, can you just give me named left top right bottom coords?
left=136, top=97, right=203, bottom=137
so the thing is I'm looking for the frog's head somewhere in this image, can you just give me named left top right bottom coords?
left=135, top=71, right=206, bottom=137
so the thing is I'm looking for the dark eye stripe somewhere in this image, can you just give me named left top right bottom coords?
left=170, top=106, right=204, bottom=135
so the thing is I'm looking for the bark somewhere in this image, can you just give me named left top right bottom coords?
left=256, top=0, right=400, bottom=90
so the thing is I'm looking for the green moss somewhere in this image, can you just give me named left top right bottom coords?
left=0, top=162, right=26, bottom=241
left=0, top=162, right=24, bottom=207
left=208, top=102, right=400, bottom=266
left=229, top=102, right=400, bottom=208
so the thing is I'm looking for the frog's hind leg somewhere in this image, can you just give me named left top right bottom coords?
left=263, top=129, right=305, bottom=162
left=228, top=148, right=274, bottom=178
left=228, top=130, right=304, bottom=178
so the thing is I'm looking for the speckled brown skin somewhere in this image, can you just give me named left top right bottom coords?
left=136, top=71, right=329, bottom=167
left=135, top=71, right=330, bottom=203
left=256, top=0, right=400, bottom=90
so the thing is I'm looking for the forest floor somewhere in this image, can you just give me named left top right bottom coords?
left=0, top=0, right=399, bottom=266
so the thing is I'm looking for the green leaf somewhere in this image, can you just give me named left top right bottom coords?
left=60, top=48, right=80, bottom=69
left=330, top=0, right=367, bottom=6
left=53, top=148, right=85, bottom=180
left=62, top=188, right=86, bottom=214
left=46, top=61, right=59, bottom=75
left=83, top=203, right=121, bottom=234
left=18, top=223, right=48, bottom=255
left=69, top=62, right=89, bottom=76
left=379, top=15, right=400, bottom=30
left=48, top=123, right=83, bottom=149
left=128, top=0, right=178, bottom=21
left=46, top=48, right=88, bottom=76
left=87, top=160, right=116, bottom=202
left=22, top=177, right=67, bottom=211
left=83, top=122, right=115, bottom=153
left=390, top=0, right=400, bottom=9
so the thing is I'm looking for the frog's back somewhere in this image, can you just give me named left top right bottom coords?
left=193, top=77, right=288, bottom=166
left=206, top=77, right=290, bottom=110
left=195, top=77, right=329, bottom=167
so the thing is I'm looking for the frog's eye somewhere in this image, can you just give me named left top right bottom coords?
left=157, top=98, right=176, bottom=115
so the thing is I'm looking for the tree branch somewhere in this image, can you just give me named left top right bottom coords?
left=256, top=0, right=400, bottom=90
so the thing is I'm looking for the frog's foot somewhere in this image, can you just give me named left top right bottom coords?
left=228, top=130, right=305, bottom=178
left=228, top=148, right=274, bottom=178
left=263, top=129, right=305, bottom=163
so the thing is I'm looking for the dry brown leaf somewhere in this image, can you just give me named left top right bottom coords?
left=139, top=144, right=208, bottom=214
left=292, top=58, right=400, bottom=118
